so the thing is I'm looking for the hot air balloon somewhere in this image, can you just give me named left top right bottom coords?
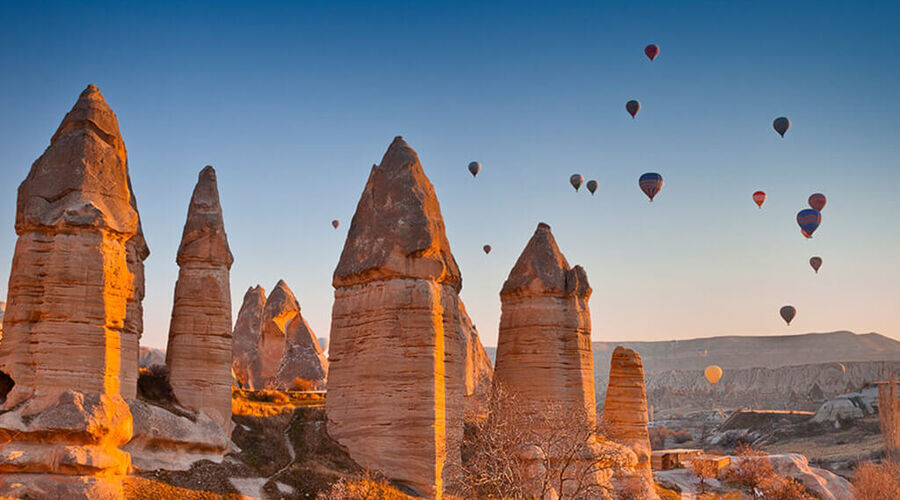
left=797, top=209, right=822, bottom=238
left=753, top=191, right=766, bottom=208
left=773, top=117, right=791, bottom=138
left=468, top=161, right=481, bottom=178
left=639, top=173, right=663, bottom=201
left=809, top=256, right=823, bottom=273
left=483, top=245, right=492, bottom=255
left=704, top=365, right=723, bottom=385
left=570, top=174, right=585, bottom=192
left=839, top=362, right=846, bottom=374
left=626, top=100, right=641, bottom=118
left=780, top=305, right=796, bottom=325
left=331, top=220, right=340, bottom=229
left=586, top=180, right=598, bottom=195
left=644, top=44, right=659, bottom=61
left=808, top=193, right=826, bottom=211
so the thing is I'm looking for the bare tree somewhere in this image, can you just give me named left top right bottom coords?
left=451, top=384, right=630, bottom=499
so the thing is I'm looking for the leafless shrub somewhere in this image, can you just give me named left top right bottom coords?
left=852, top=460, right=900, bottom=500
left=316, top=471, right=410, bottom=499
left=721, top=443, right=773, bottom=489
left=691, top=456, right=719, bottom=494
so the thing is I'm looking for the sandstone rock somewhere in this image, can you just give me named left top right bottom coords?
left=602, top=346, right=658, bottom=499
left=274, top=309, right=328, bottom=391
left=0, top=301, right=5, bottom=338
left=0, top=84, right=146, bottom=413
left=494, top=222, right=595, bottom=426
left=122, top=399, right=231, bottom=472
left=326, top=137, right=465, bottom=498
left=459, top=300, right=493, bottom=417
left=726, top=453, right=852, bottom=500
left=232, top=285, right=266, bottom=389
left=165, top=166, right=234, bottom=436
left=256, top=280, right=300, bottom=387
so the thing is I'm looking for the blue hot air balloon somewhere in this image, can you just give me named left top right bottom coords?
left=639, top=173, right=664, bottom=201
left=796, top=209, right=822, bottom=238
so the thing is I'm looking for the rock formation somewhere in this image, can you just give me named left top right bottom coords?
left=165, top=166, right=234, bottom=436
left=0, top=85, right=144, bottom=498
left=275, top=308, right=328, bottom=390
left=602, top=346, right=658, bottom=499
left=326, top=136, right=466, bottom=498
left=494, top=222, right=596, bottom=426
left=138, top=347, right=166, bottom=370
left=232, top=285, right=266, bottom=389
left=459, top=300, right=493, bottom=416
left=256, top=280, right=299, bottom=387
left=0, top=301, right=5, bottom=339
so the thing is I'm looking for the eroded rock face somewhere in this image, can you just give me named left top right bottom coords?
left=326, top=137, right=465, bottom=498
left=602, top=346, right=658, bottom=499
left=275, top=311, right=328, bottom=390
left=256, top=280, right=299, bottom=387
left=165, top=166, right=234, bottom=436
left=494, top=223, right=596, bottom=426
left=0, top=84, right=146, bottom=414
left=232, top=286, right=266, bottom=389
left=459, top=300, right=493, bottom=416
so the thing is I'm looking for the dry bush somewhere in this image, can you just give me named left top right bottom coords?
left=852, top=460, right=900, bottom=500
left=671, top=429, right=692, bottom=444
left=289, top=377, right=316, bottom=391
left=721, top=443, right=773, bottom=489
left=451, top=384, right=623, bottom=499
left=649, top=426, right=671, bottom=449
left=137, top=365, right=175, bottom=404
left=757, top=475, right=820, bottom=500
left=316, top=472, right=411, bottom=499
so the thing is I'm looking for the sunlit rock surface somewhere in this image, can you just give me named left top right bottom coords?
left=326, top=137, right=465, bottom=498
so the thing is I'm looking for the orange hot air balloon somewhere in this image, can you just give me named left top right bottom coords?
left=753, top=191, right=766, bottom=208
left=704, top=365, right=723, bottom=385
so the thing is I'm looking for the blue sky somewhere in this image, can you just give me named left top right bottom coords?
left=1, top=1, right=898, bottom=348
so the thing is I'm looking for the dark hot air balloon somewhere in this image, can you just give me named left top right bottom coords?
left=626, top=100, right=641, bottom=118
left=468, top=161, right=481, bottom=178
left=639, top=173, right=663, bottom=201
left=753, top=191, right=766, bottom=208
left=808, top=193, right=826, bottom=211
left=331, top=220, right=340, bottom=229
left=586, top=180, right=598, bottom=195
left=644, top=44, right=659, bottom=61
left=773, top=117, right=791, bottom=138
left=780, top=305, right=796, bottom=325
left=483, top=245, right=492, bottom=255
left=797, top=209, right=822, bottom=238
left=809, top=256, right=823, bottom=273
left=570, top=174, right=585, bottom=192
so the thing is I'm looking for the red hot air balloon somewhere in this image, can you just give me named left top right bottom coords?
left=809, top=256, right=823, bottom=273
left=483, top=245, right=492, bottom=254
left=808, top=193, right=827, bottom=211
left=753, top=191, right=766, bottom=208
left=626, top=100, right=641, bottom=118
left=331, top=220, right=340, bottom=229
left=644, top=44, right=659, bottom=61
left=639, top=173, right=663, bottom=201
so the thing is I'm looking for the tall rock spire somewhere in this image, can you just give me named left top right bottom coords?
left=256, top=279, right=300, bottom=387
left=166, top=166, right=234, bottom=435
left=327, top=137, right=465, bottom=498
left=232, top=285, right=267, bottom=389
left=0, top=84, right=142, bottom=498
left=494, top=222, right=596, bottom=425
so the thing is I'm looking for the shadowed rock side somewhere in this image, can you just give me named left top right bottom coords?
left=602, top=347, right=658, bottom=499
left=232, top=285, right=266, bottom=389
left=458, top=300, right=493, bottom=417
left=275, top=310, right=329, bottom=390
left=327, top=137, right=466, bottom=498
left=494, top=222, right=595, bottom=426
left=165, top=166, right=234, bottom=436
left=0, top=85, right=143, bottom=499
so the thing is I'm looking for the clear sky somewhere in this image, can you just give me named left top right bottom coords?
left=1, top=1, right=898, bottom=349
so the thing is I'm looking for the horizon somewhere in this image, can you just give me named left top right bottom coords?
left=1, top=1, right=899, bottom=349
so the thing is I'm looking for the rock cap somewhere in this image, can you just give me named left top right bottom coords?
left=177, top=166, right=233, bottom=268
left=501, top=222, right=590, bottom=298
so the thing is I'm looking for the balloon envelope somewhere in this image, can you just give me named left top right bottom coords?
left=483, top=245, right=492, bottom=254
left=753, top=191, right=766, bottom=208
left=331, top=220, right=340, bottom=229
left=808, top=193, right=827, bottom=211
left=570, top=174, right=585, bottom=191
left=586, top=180, right=598, bottom=195
left=704, top=365, right=723, bottom=385
left=639, top=173, right=663, bottom=201
left=644, top=44, right=659, bottom=61
left=468, top=161, right=481, bottom=178
left=773, top=117, right=791, bottom=137
left=797, top=209, right=822, bottom=238
left=810, top=256, right=823, bottom=273
left=780, top=305, right=796, bottom=325
left=626, top=100, right=641, bottom=118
